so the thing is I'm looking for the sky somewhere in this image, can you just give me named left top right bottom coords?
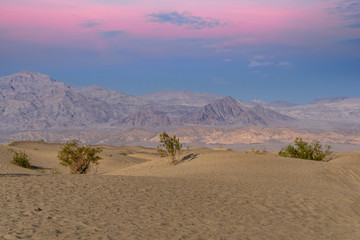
left=0, top=0, right=359, bottom=104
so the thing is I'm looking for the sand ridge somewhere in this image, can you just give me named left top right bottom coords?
left=1, top=141, right=360, bottom=239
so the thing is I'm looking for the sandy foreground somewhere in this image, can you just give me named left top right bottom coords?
left=1, top=141, right=360, bottom=239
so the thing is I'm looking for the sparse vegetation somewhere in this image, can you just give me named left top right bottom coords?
left=246, top=148, right=267, bottom=155
left=279, top=138, right=332, bottom=161
left=12, top=151, right=31, bottom=168
left=119, top=152, right=128, bottom=156
left=58, top=140, right=102, bottom=174
left=157, top=132, right=183, bottom=165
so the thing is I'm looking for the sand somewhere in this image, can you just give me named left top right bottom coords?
left=1, top=141, right=360, bottom=239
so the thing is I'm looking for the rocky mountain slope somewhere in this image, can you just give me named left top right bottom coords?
left=267, top=97, right=360, bottom=123
left=73, top=85, right=146, bottom=115
left=0, top=71, right=294, bottom=130
left=182, top=97, right=293, bottom=126
left=112, top=108, right=173, bottom=129
left=182, top=96, right=264, bottom=126
left=0, top=71, right=121, bottom=130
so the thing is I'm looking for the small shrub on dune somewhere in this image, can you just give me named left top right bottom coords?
left=58, top=140, right=102, bottom=174
left=279, top=138, right=331, bottom=161
left=12, top=151, right=31, bottom=168
left=157, top=132, right=183, bottom=165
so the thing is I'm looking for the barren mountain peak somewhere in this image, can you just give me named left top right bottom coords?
left=221, top=96, right=238, bottom=102
left=0, top=70, right=69, bottom=94
left=213, top=96, right=244, bottom=107
left=15, top=70, right=56, bottom=81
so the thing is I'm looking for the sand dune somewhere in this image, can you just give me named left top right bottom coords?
left=1, top=141, right=360, bottom=239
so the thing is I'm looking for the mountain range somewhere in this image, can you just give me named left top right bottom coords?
left=0, top=70, right=359, bottom=150
left=0, top=70, right=294, bottom=131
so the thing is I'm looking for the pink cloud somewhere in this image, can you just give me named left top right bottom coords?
left=0, top=0, right=349, bottom=51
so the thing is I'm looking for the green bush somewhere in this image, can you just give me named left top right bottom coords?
left=12, top=151, right=31, bottom=168
left=279, top=138, right=331, bottom=161
left=58, top=140, right=102, bottom=174
left=157, top=132, right=182, bottom=165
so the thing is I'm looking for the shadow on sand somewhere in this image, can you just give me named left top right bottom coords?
left=180, top=153, right=199, bottom=163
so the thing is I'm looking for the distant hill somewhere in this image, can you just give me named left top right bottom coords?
left=269, top=97, right=360, bottom=122
left=182, top=96, right=266, bottom=126
left=309, top=97, right=349, bottom=105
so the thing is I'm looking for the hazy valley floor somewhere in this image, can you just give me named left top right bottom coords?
left=1, top=141, right=360, bottom=239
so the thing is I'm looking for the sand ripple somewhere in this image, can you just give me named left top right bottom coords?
left=1, top=174, right=359, bottom=239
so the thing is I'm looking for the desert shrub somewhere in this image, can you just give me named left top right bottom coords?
left=157, top=132, right=182, bottom=165
left=12, top=151, right=31, bottom=168
left=279, top=138, right=331, bottom=161
left=58, top=140, right=102, bottom=174
left=246, top=148, right=267, bottom=155
left=119, top=152, right=128, bottom=156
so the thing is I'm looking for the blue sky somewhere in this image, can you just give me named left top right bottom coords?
left=0, top=0, right=359, bottom=104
